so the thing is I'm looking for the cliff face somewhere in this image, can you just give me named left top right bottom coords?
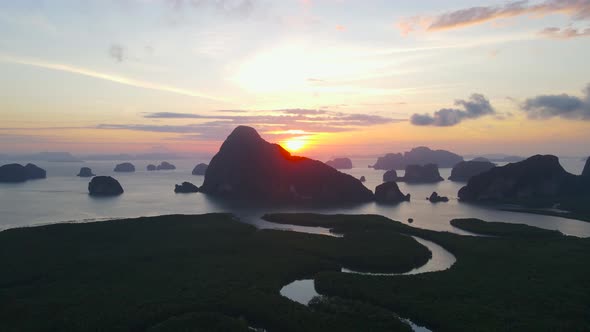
left=583, top=157, right=590, bottom=177
left=458, top=155, right=590, bottom=204
left=200, top=126, right=373, bottom=203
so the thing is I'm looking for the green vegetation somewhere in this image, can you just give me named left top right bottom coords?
left=501, top=203, right=590, bottom=223
left=263, top=213, right=431, bottom=273
left=265, top=214, right=590, bottom=331
left=0, top=213, right=427, bottom=332
left=450, top=218, right=563, bottom=238
left=146, top=312, right=252, bottom=332
left=4, top=212, right=589, bottom=331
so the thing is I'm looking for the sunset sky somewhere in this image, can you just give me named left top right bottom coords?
left=1, top=0, right=589, bottom=158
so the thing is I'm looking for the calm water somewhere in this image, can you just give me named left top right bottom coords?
left=341, top=236, right=456, bottom=276
left=1, top=157, right=589, bottom=238
left=279, top=278, right=431, bottom=332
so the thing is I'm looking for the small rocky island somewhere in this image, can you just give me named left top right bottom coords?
left=0, top=163, right=46, bottom=182
left=325, top=157, right=353, bottom=170
left=449, top=160, right=496, bottom=182
left=458, top=155, right=590, bottom=205
left=192, top=163, right=208, bottom=175
left=88, top=176, right=124, bottom=196
left=77, top=167, right=95, bottom=177
left=428, top=192, right=449, bottom=203
left=397, top=164, right=444, bottom=183
left=174, top=182, right=199, bottom=193
left=114, top=162, right=135, bottom=173
left=156, top=161, right=176, bottom=170
left=147, top=164, right=157, bottom=171
left=375, top=182, right=410, bottom=203
left=359, top=176, right=366, bottom=182
left=373, top=147, right=463, bottom=170
left=200, top=126, right=373, bottom=203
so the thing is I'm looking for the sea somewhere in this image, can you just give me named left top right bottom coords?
left=1, top=157, right=589, bottom=238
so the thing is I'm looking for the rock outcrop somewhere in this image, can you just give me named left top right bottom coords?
left=398, top=164, right=443, bottom=183
left=174, top=182, right=199, bottom=193
left=0, top=163, right=46, bottom=182
left=458, top=155, right=590, bottom=203
left=114, top=162, right=135, bottom=172
left=192, top=163, right=208, bottom=176
left=359, top=176, right=366, bottom=182
left=383, top=170, right=398, bottom=182
left=373, top=147, right=463, bottom=170
left=200, top=126, right=374, bottom=203
left=428, top=192, right=449, bottom=203
left=325, top=157, right=353, bottom=170
left=88, top=176, right=124, bottom=196
left=449, top=161, right=496, bottom=182
left=156, top=161, right=176, bottom=170
left=583, top=157, right=590, bottom=177
left=375, top=182, right=410, bottom=203
left=77, top=167, right=95, bottom=177
left=147, top=164, right=157, bottom=171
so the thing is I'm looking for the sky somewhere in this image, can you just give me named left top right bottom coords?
left=1, top=0, right=590, bottom=158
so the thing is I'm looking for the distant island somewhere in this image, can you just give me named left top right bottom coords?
left=114, top=162, right=135, bottom=173
left=468, top=154, right=525, bottom=163
left=449, top=160, right=496, bottom=182
left=0, top=152, right=81, bottom=163
left=192, top=163, right=208, bottom=175
left=325, top=157, right=353, bottom=170
left=77, top=167, right=95, bottom=177
left=373, top=147, right=463, bottom=170
left=0, top=163, right=46, bottom=182
left=156, top=161, right=176, bottom=170
left=397, top=164, right=444, bottom=183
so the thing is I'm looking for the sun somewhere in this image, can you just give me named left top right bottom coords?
left=283, top=137, right=307, bottom=153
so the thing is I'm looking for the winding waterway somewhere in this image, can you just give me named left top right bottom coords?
left=274, top=223, right=455, bottom=332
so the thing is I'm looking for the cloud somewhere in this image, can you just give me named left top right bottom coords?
left=0, top=54, right=224, bottom=102
left=109, top=44, right=125, bottom=62
left=521, top=84, right=590, bottom=120
left=410, top=94, right=496, bottom=126
left=98, top=109, right=402, bottom=140
left=398, top=0, right=590, bottom=34
left=539, top=26, right=590, bottom=39
left=166, top=0, right=257, bottom=17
